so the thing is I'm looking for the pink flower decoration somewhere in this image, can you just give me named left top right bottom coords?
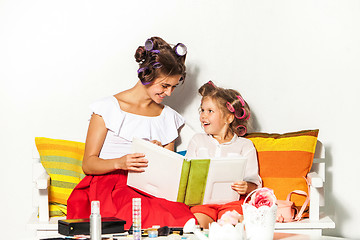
left=248, top=187, right=276, bottom=208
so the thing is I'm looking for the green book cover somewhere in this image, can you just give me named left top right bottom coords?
left=177, top=159, right=210, bottom=206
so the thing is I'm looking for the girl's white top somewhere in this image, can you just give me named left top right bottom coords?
left=89, top=96, right=185, bottom=160
left=185, top=133, right=262, bottom=186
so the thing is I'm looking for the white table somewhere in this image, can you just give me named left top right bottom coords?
left=273, top=233, right=347, bottom=239
left=30, top=232, right=347, bottom=240
left=110, top=233, right=346, bottom=240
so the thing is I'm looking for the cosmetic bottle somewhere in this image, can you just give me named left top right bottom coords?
left=90, top=200, right=101, bottom=240
left=132, top=198, right=142, bottom=240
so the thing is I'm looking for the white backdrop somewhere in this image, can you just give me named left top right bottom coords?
left=1, top=0, right=359, bottom=239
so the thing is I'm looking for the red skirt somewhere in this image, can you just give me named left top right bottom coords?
left=67, top=170, right=195, bottom=229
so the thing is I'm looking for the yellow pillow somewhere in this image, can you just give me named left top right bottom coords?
left=49, top=203, right=67, bottom=217
left=246, top=130, right=319, bottom=207
left=35, top=137, right=85, bottom=215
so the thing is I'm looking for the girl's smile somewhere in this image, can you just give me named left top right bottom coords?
left=200, top=97, right=234, bottom=142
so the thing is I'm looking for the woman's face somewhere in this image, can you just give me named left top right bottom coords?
left=146, top=74, right=182, bottom=104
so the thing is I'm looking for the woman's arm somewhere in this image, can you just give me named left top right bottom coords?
left=149, top=140, right=175, bottom=151
left=82, top=114, right=148, bottom=175
left=163, top=140, right=175, bottom=151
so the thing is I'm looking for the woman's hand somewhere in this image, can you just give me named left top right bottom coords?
left=150, top=140, right=163, bottom=147
left=116, top=153, right=148, bottom=172
left=149, top=139, right=176, bottom=151
left=231, top=181, right=248, bottom=195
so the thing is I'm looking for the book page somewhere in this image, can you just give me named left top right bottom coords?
left=202, top=157, right=247, bottom=204
left=127, top=138, right=185, bottom=202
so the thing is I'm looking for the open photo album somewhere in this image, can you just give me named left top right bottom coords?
left=127, top=138, right=247, bottom=206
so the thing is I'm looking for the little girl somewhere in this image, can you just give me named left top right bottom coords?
left=186, top=81, right=262, bottom=229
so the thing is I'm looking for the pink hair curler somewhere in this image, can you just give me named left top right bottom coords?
left=236, top=125, right=247, bottom=136
left=207, top=81, right=216, bottom=88
left=237, top=95, right=245, bottom=107
left=245, top=112, right=251, bottom=121
left=235, top=108, right=246, bottom=119
left=226, top=102, right=235, bottom=112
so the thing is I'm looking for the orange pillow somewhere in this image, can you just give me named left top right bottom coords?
left=246, top=129, right=319, bottom=207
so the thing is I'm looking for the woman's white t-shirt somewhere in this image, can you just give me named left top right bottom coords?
left=89, top=96, right=185, bottom=159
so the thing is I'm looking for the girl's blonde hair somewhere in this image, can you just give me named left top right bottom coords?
left=198, top=81, right=251, bottom=136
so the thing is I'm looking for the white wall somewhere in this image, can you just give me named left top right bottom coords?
left=1, top=0, right=359, bottom=239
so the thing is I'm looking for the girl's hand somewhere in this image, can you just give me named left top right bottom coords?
left=231, top=181, right=248, bottom=195
left=116, top=153, right=148, bottom=172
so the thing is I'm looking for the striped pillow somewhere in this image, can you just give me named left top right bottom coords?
left=49, top=203, right=67, bottom=217
left=246, top=129, right=319, bottom=207
left=35, top=137, right=85, bottom=216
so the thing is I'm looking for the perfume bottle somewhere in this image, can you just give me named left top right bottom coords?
left=90, top=201, right=101, bottom=240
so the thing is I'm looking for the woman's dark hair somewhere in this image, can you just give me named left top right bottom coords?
left=135, top=36, right=187, bottom=85
left=198, top=81, right=251, bottom=136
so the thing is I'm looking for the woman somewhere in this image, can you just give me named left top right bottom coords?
left=67, top=36, right=195, bottom=229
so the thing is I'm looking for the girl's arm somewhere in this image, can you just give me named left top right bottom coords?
left=241, top=142, right=262, bottom=187
left=231, top=140, right=261, bottom=196
left=82, top=114, right=148, bottom=175
left=184, top=135, right=199, bottom=159
left=246, top=182, right=258, bottom=193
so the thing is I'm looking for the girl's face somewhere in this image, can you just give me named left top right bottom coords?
left=200, top=97, right=231, bottom=136
left=146, top=74, right=182, bottom=104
